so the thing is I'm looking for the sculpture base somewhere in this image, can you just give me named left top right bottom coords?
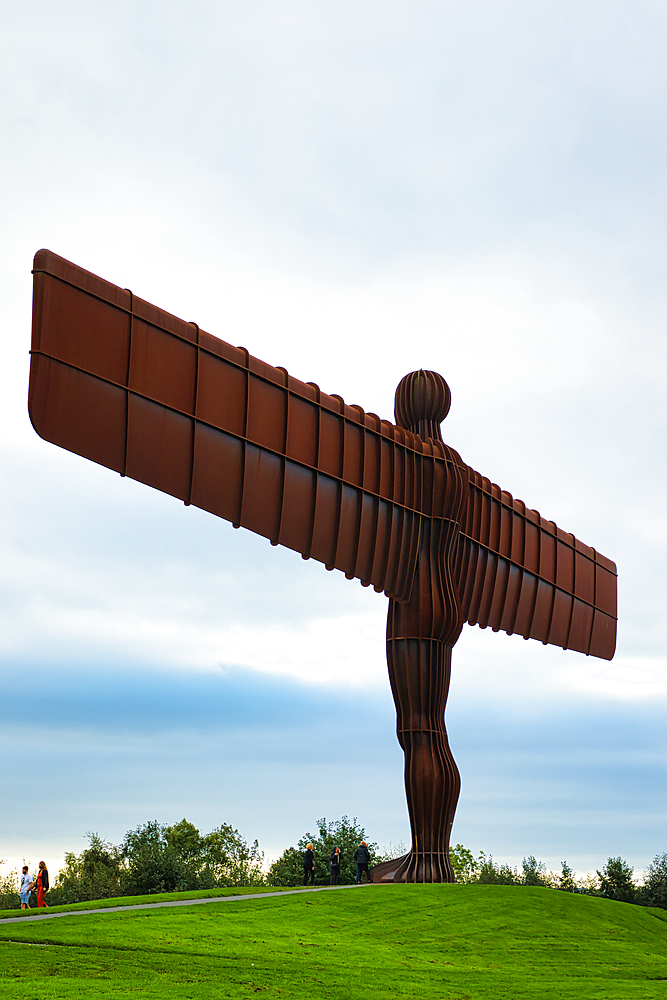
left=370, top=851, right=455, bottom=884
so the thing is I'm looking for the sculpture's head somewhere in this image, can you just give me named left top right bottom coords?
left=394, top=369, right=451, bottom=443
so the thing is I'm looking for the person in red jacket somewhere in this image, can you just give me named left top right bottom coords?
left=35, top=862, right=49, bottom=907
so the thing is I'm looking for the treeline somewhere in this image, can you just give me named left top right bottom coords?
left=0, top=816, right=384, bottom=908
left=1, top=819, right=666, bottom=910
left=449, top=844, right=667, bottom=909
left=0, top=818, right=264, bottom=909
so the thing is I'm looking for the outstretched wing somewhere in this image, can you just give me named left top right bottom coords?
left=29, top=250, right=617, bottom=653
left=454, top=469, right=617, bottom=660
left=28, top=249, right=451, bottom=602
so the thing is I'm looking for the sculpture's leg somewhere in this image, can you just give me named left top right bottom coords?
left=387, top=638, right=460, bottom=882
left=381, top=516, right=464, bottom=883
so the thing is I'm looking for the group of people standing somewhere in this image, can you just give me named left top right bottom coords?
left=302, top=842, right=372, bottom=886
left=19, top=862, right=49, bottom=909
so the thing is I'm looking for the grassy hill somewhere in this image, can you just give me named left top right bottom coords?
left=0, top=884, right=666, bottom=999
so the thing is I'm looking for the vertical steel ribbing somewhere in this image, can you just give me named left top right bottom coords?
left=384, top=370, right=466, bottom=883
left=121, top=288, right=133, bottom=478
left=184, top=322, right=200, bottom=507
left=304, top=382, right=320, bottom=562
left=234, top=347, right=250, bottom=530
left=273, top=367, right=290, bottom=546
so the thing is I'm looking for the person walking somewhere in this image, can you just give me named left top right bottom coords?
left=19, top=866, right=33, bottom=909
left=302, top=843, right=315, bottom=886
left=329, top=846, right=342, bottom=885
left=35, top=861, right=49, bottom=908
left=354, top=841, right=372, bottom=884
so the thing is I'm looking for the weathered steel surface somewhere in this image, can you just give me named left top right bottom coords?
left=386, top=370, right=467, bottom=882
left=29, top=250, right=617, bottom=659
left=28, top=250, right=618, bottom=881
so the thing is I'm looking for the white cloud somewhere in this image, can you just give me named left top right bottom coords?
left=216, top=613, right=386, bottom=687
left=562, top=657, right=667, bottom=701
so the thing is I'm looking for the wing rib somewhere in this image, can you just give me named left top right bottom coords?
left=454, top=469, right=616, bottom=660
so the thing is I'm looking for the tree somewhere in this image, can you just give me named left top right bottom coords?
left=49, top=819, right=265, bottom=901
left=121, top=820, right=200, bottom=894
left=200, top=823, right=265, bottom=887
left=576, top=872, right=601, bottom=896
left=49, top=834, right=124, bottom=904
left=449, top=844, right=480, bottom=883
left=521, top=855, right=550, bottom=887
left=555, top=861, right=576, bottom=892
left=165, top=818, right=202, bottom=861
left=638, top=853, right=667, bottom=909
left=597, top=857, right=635, bottom=903
left=267, top=817, right=377, bottom=887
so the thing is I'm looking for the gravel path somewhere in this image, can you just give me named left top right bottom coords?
left=0, top=884, right=363, bottom=926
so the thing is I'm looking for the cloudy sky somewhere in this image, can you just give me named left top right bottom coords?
left=1, top=0, right=666, bottom=877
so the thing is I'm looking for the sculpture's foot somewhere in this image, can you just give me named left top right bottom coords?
left=369, top=853, right=410, bottom=883
left=369, top=851, right=454, bottom=883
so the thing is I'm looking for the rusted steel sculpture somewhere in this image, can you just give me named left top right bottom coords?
left=28, top=250, right=617, bottom=883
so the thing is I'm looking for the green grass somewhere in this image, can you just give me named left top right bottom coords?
left=0, top=884, right=666, bottom=999
left=0, top=885, right=295, bottom=919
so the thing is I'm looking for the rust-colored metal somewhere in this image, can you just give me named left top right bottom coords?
left=28, top=250, right=618, bottom=882
left=385, top=371, right=467, bottom=882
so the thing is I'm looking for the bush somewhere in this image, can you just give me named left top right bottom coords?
left=267, top=817, right=377, bottom=887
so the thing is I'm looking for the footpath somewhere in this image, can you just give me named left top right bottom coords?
left=0, top=884, right=362, bottom=926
